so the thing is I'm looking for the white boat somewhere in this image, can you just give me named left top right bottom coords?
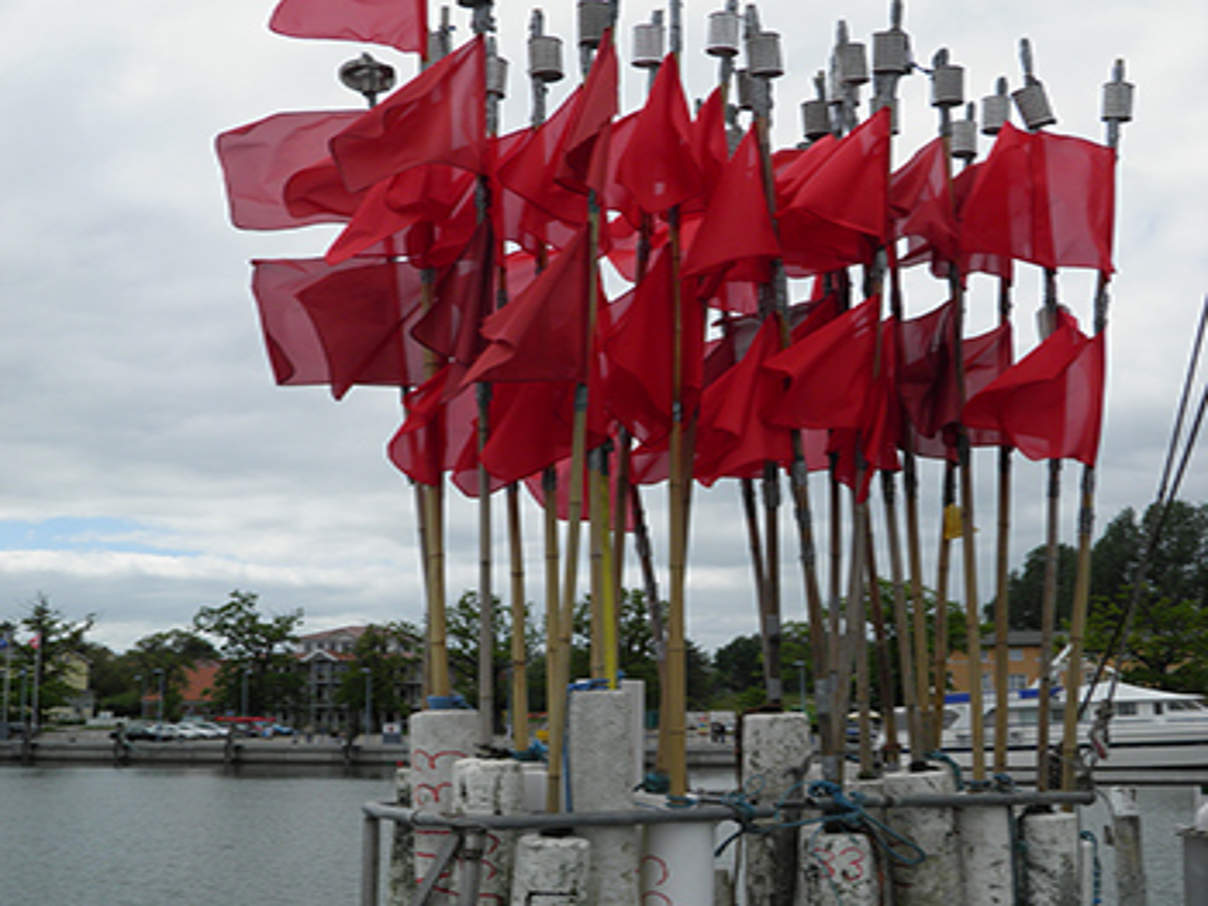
left=889, top=671, right=1208, bottom=776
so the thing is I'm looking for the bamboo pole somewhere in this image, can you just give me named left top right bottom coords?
left=864, top=515, right=899, bottom=770
left=992, top=277, right=1013, bottom=774
left=931, top=460, right=956, bottom=748
left=1061, top=60, right=1130, bottom=793
left=508, top=483, right=529, bottom=750
left=589, top=447, right=606, bottom=680
left=543, top=466, right=562, bottom=810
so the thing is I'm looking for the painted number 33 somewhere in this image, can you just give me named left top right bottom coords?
left=812, top=845, right=866, bottom=882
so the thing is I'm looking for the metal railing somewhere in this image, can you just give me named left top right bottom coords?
left=360, top=788, right=1094, bottom=905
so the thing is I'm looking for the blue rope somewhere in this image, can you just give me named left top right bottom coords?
left=926, top=750, right=965, bottom=791
left=1080, top=830, right=1103, bottom=905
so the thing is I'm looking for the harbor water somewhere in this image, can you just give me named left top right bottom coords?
left=0, top=763, right=1194, bottom=904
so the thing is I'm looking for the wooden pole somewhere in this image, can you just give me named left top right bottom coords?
left=931, top=461, right=956, bottom=748
left=508, top=483, right=529, bottom=750
left=1062, top=63, right=1129, bottom=792
left=543, top=466, right=562, bottom=810
left=992, top=277, right=1013, bottom=774
left=864, top=515, right=899, bottom=769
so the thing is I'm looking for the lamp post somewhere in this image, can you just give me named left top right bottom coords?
left=134, top=673, right=143, bottom=719
left=153, top=668, right=165, bottom=740
left=793, top=660, right=807, bottom=714
left=241, top=665, right=251, bottom=717
left=18, top=668, right=27, bottom=734
left=361, top=667, right=372, bottom=739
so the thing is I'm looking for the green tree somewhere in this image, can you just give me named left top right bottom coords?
left=124, top=629, right=219, bottom=721
left=336, top=621, right=422, bottom=732
left=193, top=590, right=303, bottom=716
left=9, top=593, right=94, bottom=727
left=1001, top=542, right=1077, bottom=631
left=1084, top=500, right=1208, bottom=692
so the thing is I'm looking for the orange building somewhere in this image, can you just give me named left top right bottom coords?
left=945, top=630, right=1045, bottom=695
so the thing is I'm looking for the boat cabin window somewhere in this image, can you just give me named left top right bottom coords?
left=1168, top=700, right=1203, bottom=711
left=1154, top=702, right=1163, bottom=715
left=1115, top=701, right=1137, bottom=716
left=1001, top=706, right=1066, bottom=726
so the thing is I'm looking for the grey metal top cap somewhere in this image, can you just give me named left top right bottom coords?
left=486, top=52, right=508, bottom=97
left=338, top=53, right=396, bottom=100
left=981, top=76, right=1010, bottom=135
left=578, top=0, right=610, bottom=47
left=801, top=98, right=832, bottom=140
left=952, top=103, right=977, bottom=159
left=528, top=34, right=564, bottom=82
left=706, top=9, right=741, bottom=57
left=1013, top=37, right=1057, bottom=129
left=632, top=21, right=664, bottom=68
left=837, top=42, right=869, bottom=86
left=1102, top=59, right=1134, bottom=123
left=746, top=31, right=784, bottom=78
left=873, top=29, right=911, bottom=74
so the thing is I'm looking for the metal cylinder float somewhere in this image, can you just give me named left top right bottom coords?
left=746, top=31, right=784, bottom=79
left=631, top=22, right=664, bottom=68
left=706, top=10, right=740, bottom=57
left=1013, top=80, right=1057, bottom=129
left=528, top=34, right=563, bottom=82
left=577, top=1, right=610, bottom=48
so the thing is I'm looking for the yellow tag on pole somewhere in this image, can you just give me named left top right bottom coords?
left=943, top=503, right=964, bottom=540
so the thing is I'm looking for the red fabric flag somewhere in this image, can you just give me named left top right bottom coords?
left=829, top=318, right=901, bottom=501
left=555, top=30, right=618, bottom=193
left=695, top=319, right=827, bottom=485
left=461, top=227, right=597, bottom=385
left=481, top=380, right=607, bottom=484
left=293, top=258, right=428, bottom=399
left=960, top=122, right=1116, bottom=273
left=409, top=219, right=495, bottom=365
left=615, top=53, right=701, bottom=213
left=387, top=365, right=478, bottom=487
left=520, top=429, right=634, bottom=525
left=681, top=128, right=780, bottom=285
left=250, top=257, right=426, bottom=393
left=216, top=111, right=363, bottom=229
left=601, top=248, right=704, bottom=444
left=778, top=108, right=891, bottom=275
left=890, top=137, right=958, bottom=264
left=690, top=86, right=730, bottom=208
left=330, top=36, right=486, bottom=193
left=763, top=295, right=882, bottom=431
left=962, top=315, right=1105, bottom=465
left=269, top=0, right=427, bottom=56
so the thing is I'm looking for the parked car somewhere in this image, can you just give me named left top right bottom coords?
left=173, top=723, right=206, bottom=740
left=145, top=723, right=178, bottom=741
left=270, top=724, right=294, bottom=736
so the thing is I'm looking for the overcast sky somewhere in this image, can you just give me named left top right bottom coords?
left=0, top=0, right=1204, bottom=657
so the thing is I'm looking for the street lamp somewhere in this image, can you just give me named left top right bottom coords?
left=153, top=668, right=164, bottom=739
left=134, top=673, right=143, bottom=719
left=793, top=660, right=807, bottom=714
left=361, top=667, right=372, bottom=738
left=241, top=666, right=251, bottom=717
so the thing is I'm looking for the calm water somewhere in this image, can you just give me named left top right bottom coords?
left=0, top=763, right=1196, bottom=905
left=0, top=764, right=392, bottom=906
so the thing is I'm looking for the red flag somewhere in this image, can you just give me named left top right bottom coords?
left=899, top=162, right=1012, bottom=281
left=601, top=248, right=704, bottom=444
left=555, top=30, right=618, bottom=193
left=890, top=137, right=958, bottom=264
left=269, top=0, right=427, bottom=56
left=681, top=128, right=780, bottom=284
left=216, top=111, right=363, bottom=229
left=829, top=318, right=902, bottom=501
left=387, top=365, right=477, bottom=486
left=461, top=227, right=596, bottom=385
left=293, top=259, right=428, bottom=399
left=250, top=257, right=426, bottom=392
left=960, top=122, right=1116, bottom=273
left=690, top=86, right=730, bottom=208
left=330, top=37, right=486, bottom=193
left=962, top=316, right=1105, bottom=465
left=778, top=108, right=890, bottom=274
left=695, top=319, right=828, bottom=485
left=409, top=219, right=495, bottom=365
left=763, top=295, right=882, bottom=431
left=615, top=53, right=701, bottom=213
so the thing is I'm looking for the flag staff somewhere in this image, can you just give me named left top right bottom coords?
left=932, top=46, right=988, bottom=781
left=1061, top=59, right=1133, bottom=794
left=931, top=457, right=956, bottom=747
left=524, top=7, right=569, bottom=811
left=869, top=0, right=927, bottom=766
left=470, top=2, right=502, bottom=751
left=1012, top=37, right=1063, bottom=791
left=979, top=75, right=1015, bottom=775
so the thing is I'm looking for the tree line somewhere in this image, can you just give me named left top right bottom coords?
left=2, top=499, right=1205, bottom=729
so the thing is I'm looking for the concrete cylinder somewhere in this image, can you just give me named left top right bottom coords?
left=742, top=713, right=812, bottom=906
left=621, top=679, right=646, bottom=789
left=569, top=690, right=639, bottom=906
left=957, top=797, right=1012, bottom=905
left=510, top=833, right=591, bottom=905
left=799, top=831, right=879, bottom=905
left=387, top=767, right=414, bottom=906
left=1022, top=810, right=1079, bottom=905
left=410, top=709, right=478, bottom=904
left=453, top=758, right=525, bottom=904
left=1107, top=787, right=1146, bottom=906
left=641, top=821, right=715, bottom=904
left=521, top=762, right=547, bottom=813
left=883, top=769, right=963, bottom=905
